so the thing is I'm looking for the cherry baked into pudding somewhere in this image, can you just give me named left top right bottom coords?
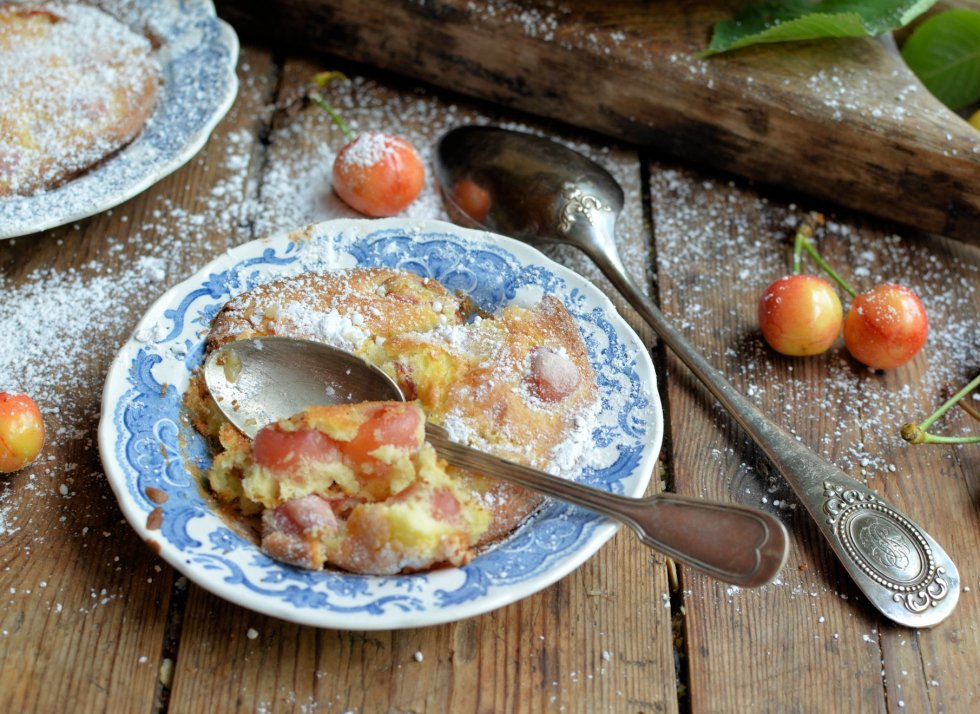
left=217, top=401, right=490, bottom=574
left=186, top=267, right=599, bottom=574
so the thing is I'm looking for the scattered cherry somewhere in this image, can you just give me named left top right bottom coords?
left=332, top=131, right=425, bottom=217
left=843, top=283, right=928, bottom=370
left=526, top=346, right=581, bottom=401
left=253, top=425, right=339, bottom=473
left=758, top=275, right=843, bottom=356
left=0, top=391, right=45, bottom=473
left=302, top=72, right=425, bottom=218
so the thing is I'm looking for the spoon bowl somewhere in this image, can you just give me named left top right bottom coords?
left=435, top=125, right=959, bottom=627
left=204, top=337, right=403, bottom=439
left=436, top=126, right=623, bottom=248
left=205, top=336, right=789, bottom=587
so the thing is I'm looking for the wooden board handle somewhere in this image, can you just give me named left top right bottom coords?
left=216, top=0, right=980, bottom=244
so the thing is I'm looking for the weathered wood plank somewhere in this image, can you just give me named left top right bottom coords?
left=0, top=47, right=276, bottom=714
left=215, top=0, right=980, bottom=245
left=166, top=55, right=675, bottom=714
left=649, top=161, right=980, bottom=711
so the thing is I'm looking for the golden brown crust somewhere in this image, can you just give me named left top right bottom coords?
left=390, top=295, right=598, bottom=466
left=206, top=268, right=471, bottom=351
left=0, top=3, right=160, bottom=196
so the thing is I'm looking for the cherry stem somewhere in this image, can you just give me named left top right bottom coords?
left=900, top=429, right=980, bottom=445
left=307, top=71, right=355, bottom=142
left=309, top=93, right=355, bottom=142
left=900, top=372, right=980, bottom=444
left=793, top=218, right=858, bottom=298
left=791, top=215, right=819, bottom=275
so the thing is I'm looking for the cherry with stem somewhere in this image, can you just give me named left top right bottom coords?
left=794, top=216, right=928, bottom=370
left=757, top=214, right=843, bottom=357
left=299, top=71, right=425, bottom=218
left=790, top=214, right=959, bottom=444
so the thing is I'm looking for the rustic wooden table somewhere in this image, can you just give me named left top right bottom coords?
left=2, top=27, right=980, bottom=714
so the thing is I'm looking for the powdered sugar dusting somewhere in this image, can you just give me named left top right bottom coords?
left=0, top=485, right=19, bottom=537
left=337, top=130, right=399, bottom=168
left=0, top=0, right=238, bottom=237
left=0, top=259, right=171, bottom=412
left=651, top=164, right=980, bottom=490
left=275, top=303, right=370, bottom=350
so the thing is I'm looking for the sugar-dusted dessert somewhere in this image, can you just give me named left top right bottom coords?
left=0, top=3, right=160, bottom=196
left=214, top=400, right=491, bottom=574
left=186, top=267, right=599, bottom=573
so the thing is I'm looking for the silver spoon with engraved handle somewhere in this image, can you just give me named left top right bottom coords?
left=204, top=336, right=789, bottom=588
left=433, top=125, right=959, bottom=626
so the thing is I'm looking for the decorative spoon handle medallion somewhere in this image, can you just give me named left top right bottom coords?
left=434, top=125, right=959, bottom=627
left=822, top=480, right=950, bottom=615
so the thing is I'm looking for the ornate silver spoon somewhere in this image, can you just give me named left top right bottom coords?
left=433, top=125, right=959, bottom=627
left=205, top=336, right=789, bottom=587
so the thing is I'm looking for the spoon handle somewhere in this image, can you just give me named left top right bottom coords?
left=425, top=425, right=788, bottom=587
left=577, top=224, right=959, bottom=625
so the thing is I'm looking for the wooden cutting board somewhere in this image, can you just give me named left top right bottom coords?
left=217, top=0, right=980, bottom=245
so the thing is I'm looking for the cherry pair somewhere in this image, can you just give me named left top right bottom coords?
left=758, top=214, right=927, bottom=370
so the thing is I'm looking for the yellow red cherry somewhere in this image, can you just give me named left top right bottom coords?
left=452, top=178, right=491, bottom=223
left=843, top=284, right=928, bottom=369
left=0, top=391, right=45, bottom=473
left=758, top=275, right=843, bottom=356
left=332, top=132, right=425, bottom=217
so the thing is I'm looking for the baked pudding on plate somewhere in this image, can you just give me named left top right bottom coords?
left=0, top=0, right=238, bottom=238
left=99, top=219, right=661, bottom=628
left=186, top=267, right=600, bottom=574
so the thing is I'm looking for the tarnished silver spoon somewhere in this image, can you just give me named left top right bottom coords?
left=205, top=336, right=789, bottom=587
left=434, top=125, right=959, bottom=627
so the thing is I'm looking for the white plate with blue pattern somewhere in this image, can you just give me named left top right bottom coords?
left=0, top=0, right=239, bottom=239
left=99, top=219, right=663, bottom=629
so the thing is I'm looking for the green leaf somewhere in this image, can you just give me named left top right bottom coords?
left=901, top=9, right=980, bottom=110
left=702, top=0, right=937, bottom=56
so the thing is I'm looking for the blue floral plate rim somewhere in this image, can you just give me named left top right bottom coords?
left=98, top=218, right=663, bottom=629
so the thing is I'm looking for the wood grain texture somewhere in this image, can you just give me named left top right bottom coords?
left=215, top=0, right=980, bottom=245
left=649, top=160, right=980, bottom=711
left=0, top=47, right=276, bottom=714
left=4, top=26, right=980, bottom=714
left=171, top=540, right=674, bottom=713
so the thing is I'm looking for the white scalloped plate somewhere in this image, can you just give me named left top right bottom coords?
left=98, top=218, right=663, bottom=629
left=0, top=0, right=239, bottom=239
